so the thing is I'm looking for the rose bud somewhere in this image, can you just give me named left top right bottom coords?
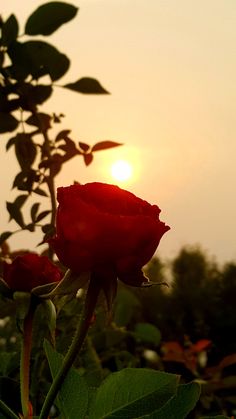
left=3, top=253, right=62, bottom=293
left=50, top=182, right=170, bottom=287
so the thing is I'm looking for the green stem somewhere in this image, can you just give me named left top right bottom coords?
left=0, top=400, right=19, bottom=419
left=39, top=274, right=101, bottom=419
left=20, top=300, right=36, bottom=418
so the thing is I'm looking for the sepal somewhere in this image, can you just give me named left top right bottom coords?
left=13, top=291, right=32, bottom=329
left=41, top=299, right=57, bottom=345
left=37, top=269, right=90, bottom=298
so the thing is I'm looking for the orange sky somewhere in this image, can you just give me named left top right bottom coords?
left=1, top=0, right=236, bottom=263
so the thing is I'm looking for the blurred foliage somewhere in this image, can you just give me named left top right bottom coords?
left=1, top=245, right=236, bottom=417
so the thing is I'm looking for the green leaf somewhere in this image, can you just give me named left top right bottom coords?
left=92, top=141, right=122, bottom=152
left=25, top=2, right=78, bottom=36
left=44, top=340, right=89, bottom=419
left=143, top=382, right=201, bottom=419
left=31, top=202, right=40, bottom=223
left=1, top=14, right=19, bottom=46
left=200, top=416, right=231, bottom=419
left=134, top=323, right=161, bottom=346
left=0, top=231, right=13, bottom=246
left=41, top=300, right=57, bottom=342
left=114, top=287, right=141, bottom=327
left=90, top=368, right=178, bottom=419
left=64, top=77, right=109, bottom=94
left=24, top=40, right=70, bottom=81
left=6, top=201, right=25, bottom=228
left=0, top=112, right=18, bottom=133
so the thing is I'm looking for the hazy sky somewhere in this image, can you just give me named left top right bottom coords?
left=1, top=0, right=236, bottom=263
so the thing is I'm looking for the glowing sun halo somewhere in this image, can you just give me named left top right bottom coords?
left=111, top=160, right=133, bottom=182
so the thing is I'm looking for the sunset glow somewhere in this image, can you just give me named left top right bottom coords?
left=111, top=160, right=133, bottom=182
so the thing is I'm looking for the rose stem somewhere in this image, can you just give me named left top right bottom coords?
left=20, top=299, right=36, bottom=419
left=39, top=274, right=101, bottom=419
left=0, top=400, right=19, bottom=419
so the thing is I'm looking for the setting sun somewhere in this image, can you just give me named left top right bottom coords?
left=111, top=160, right=133, bottom=182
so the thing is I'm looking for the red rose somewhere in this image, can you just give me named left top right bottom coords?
left=50, top=182, right=170, bottom=286
left=3, top=253, right=62, bottom=292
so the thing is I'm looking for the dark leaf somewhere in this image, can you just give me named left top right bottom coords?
left=83, top=153, right=93, bottom=166
left=25, top=2, right=78, bottom=36
left=25, top=113, right=51, bottom=131
left=78, top=141, right=90, bottom=152
left=6, top=136, right=17, bottom=151
left=6, top=202, right=25, bottom=228
left=0, top=112, right=18, bottom=133
left=55, top=129, right=71, bottom=142
left=92, top=140, right=122, bottom=152
left=23, top=40, right=70, bottom=81
left=11, top=83, right=52, bottom=111
left=39, top=154, right=63, bottom=177
left=59, top=138, right=79, bottom=159
left=13, top=169, right=38, bottom=192
left=52, top=114, right=61, bottom=123
left=31, top=85, right=53, bottom=104
left=8, top=41, right=69, bottom=81
left=64, top=77, right=109, bottom=94
left=25, top=223, right=35, bottom=232
left=14, top=134, right=37, bottom=170
left=36, top=210, right=51, bottom=223
left=14, top=194, right=28, bottom=209
left=7, top=41, right=32, bottom=80
left=1, top=14, right=19, bottom=46
left=33, top=187, right=48, bottom=197
left=42, top=223, right=53, bottom=234
left=31, top=202, right=40, bottom=223
left=0, top=98, right=21, bottom=113
left=0, top=231, right=13, bottom=246
left=41, top=223, right=55, bottom=242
